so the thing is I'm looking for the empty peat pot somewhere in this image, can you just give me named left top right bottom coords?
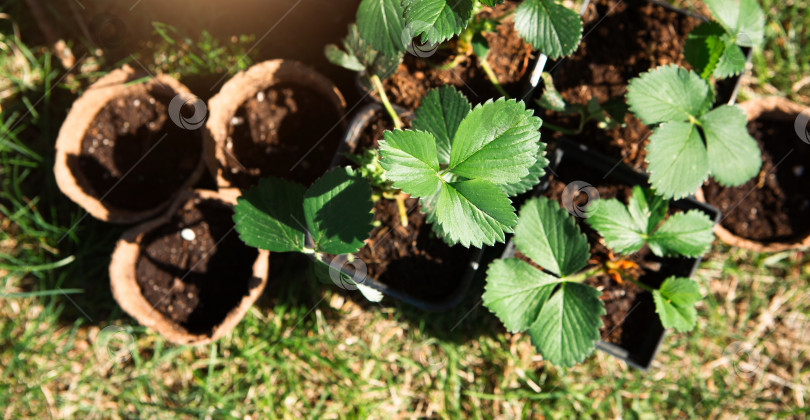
left=697, top=97, right=810, bottom=252
left=204, top=59, right=347, bottom=189
left=110, top=189, right=269, bottom=345
left=54, top=65, right=205, bottom=224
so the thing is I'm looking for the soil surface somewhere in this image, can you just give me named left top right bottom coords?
left=702, top=117, right=810, bottom=242
left=136, top=197, right=259, bottom=335
left=223, top=82, right=343, bottom=188
left=543, top=0, right=700, bottom=169
left=351, top=197, right=472, bottom=301
left=382, top=1, right=533, bottom=108
left=77, top=88, right=202, bottom=211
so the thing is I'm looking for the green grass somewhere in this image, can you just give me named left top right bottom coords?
left=2, top=1, right=809, bottom=418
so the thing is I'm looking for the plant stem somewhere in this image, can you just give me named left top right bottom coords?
left=479, top=58, right=509, bottom=98
left=624, top=276, right=656, bottom=294
left=541, top=121, right=582, bottom=136
left=434, top=54, right=467, bottom=71
left=395, top=193, right=409, bottom=227
left=564, top=265, right=605, bottom=283
left=370, top=74, right=402, bottom=130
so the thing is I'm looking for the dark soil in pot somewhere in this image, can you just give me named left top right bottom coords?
left=541, top=0, right=699, bottom=169
left=382, top=1, right=533, bottom=108
left=136, top=196, right=258, bottom=335
left=76, top=88, right=202, bottom=211
left=221, top=82, right=344, bottom=188
left=352, top=197, right=471, bottom=301
left=702, top=118, right=810, bottom=243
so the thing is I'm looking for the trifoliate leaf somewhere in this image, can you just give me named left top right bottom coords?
left=647, top=210, right=715, bottom=258
left=449, top=98, right=542, bottom=186
left=378, top=130, right=442, bottom=197
left=514, top=197, right=590, bottom=277
left=501, top=143, right=548, bottom=197
left=653, top=276, right=702, bottom=332
left=586, top=199, right=647, bottom=256
left=713, top=35, right=747, bottom=78
left=326, top=24, right=403, bottom=80
left=412, top=86, right=471, bottom=165
left=626, top=186, right=668, bottom=234
left=705, top=0, right=764, bottom=48
left=646, top=121, right=709, bottom=199
left=701, top=105, right=762, bottom=187
left=435, top=179, right=517, bottom=248
left=357, top=0, right=407, bottom=56
left=514, top=0, right=583, bottom=59
left=683, top=21, right=727, bottom=79
left=234, top=178, right=307, bottom=253
left=303, top=168, right=374, bottom=255
left=528, top=282, right=604, bottom=367
left=402, top=0, right=475, bottom=45
left=626, top=65, right=710, bottom=125
left=483, top=258, right=559, bottom=332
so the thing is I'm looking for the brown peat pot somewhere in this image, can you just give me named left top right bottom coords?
left=109, top=189, right=270, bottom=345
left=696, top=97, right=810, bottom=252
left=54, top=65, right=205, bottom=224
left=204, top=59, right=347, bottom=189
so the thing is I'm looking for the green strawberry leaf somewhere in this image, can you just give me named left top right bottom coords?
left=326, top=24, right=403, bottom=80
left=470, top=32, right=491, bottom=59
left=713, top=35, right=747, bottom=78
left=627, top=186, right=668, bottom=233
left=514, top=0, right=583, bottom=59
left=647, top=210, right=715, bottom=258
left=412, top=86, right=471, bottom=165
left=501, top=143, right=548, bottom=197
left=653, top=277, right=702, bottom=332
left=586, top=198, right=647, bottom=256
left=479, top=0, right=505, bottom=5
left=701, top=105, right=762, bottom=187
left=234, top=177, right=307, bottom=253
left=626, top=65, right=710, bottom=125
left=357, top=0, right=407, bottom=56
left=449, top=98, right=542, bottom=186
left=402, top=0, right=475, bottom=45
left=514, top=197, right=590, bottom=277
left=435, top=179, right=517, bottom=248
left=303, top=168, right=374, bottom=255
left=705, top=0, right=765, bottom=48
left=527, top=282, right=604, bottom=367
left=646, top=121, right=709, bottom=199
left=378, top=129, right=442, bottom=197
left=684, top=21, right=727, bottom=79
left=483, top=258, right=559, bottom=332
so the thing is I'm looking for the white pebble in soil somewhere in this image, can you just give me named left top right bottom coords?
left=256, top=91, right=265, bottom=102
left=231, top=116, right=244, bottom=126
left=181, top=228, right=196, bottom=241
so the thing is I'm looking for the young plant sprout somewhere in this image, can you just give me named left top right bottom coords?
left=683, top=0, right=765, bottom=80
left=626, top=64, right=761, bottom=199
left=355, top=0, right=583, bottom=97
left=483, top=186, right=714, bottom=367
left=378, top=85, right=548, bottom=247
left=325, top=24, right=405, bottom=128
left=536, top=72, right=628, bottom=135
